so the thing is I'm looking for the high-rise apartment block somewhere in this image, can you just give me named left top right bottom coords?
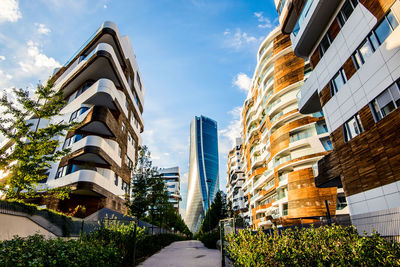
left=185, top=116, right=219, bottom=233
left=226, top=138, right=248, bottom=221
left=159, top=167, right=182, bottom=211
left=2, top=21, right=145, bottom=216
left=276, top=0, right=400, bottom=238
left=240, top=26, right=345, bottom=229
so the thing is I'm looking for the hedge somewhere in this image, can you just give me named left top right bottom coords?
left=0, top=218, right=187, bottom=266
left=195, top=230, right=220, bottom=249
left=227, top=225, right=400, bottom=266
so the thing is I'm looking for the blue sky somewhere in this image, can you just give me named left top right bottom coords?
left=0, top=0, right=278, bottom=215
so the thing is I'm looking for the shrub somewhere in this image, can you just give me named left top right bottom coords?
left=226, top=225, right=400, bottom=266
left=0, top=234, right=120, bottom=267
left=196, top=230, right=220, bottom=249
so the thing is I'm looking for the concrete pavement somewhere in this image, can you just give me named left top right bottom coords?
left=139, top=240, right=221, bottom=267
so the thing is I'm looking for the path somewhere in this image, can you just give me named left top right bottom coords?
left=139, top=240, right=221, bottom=267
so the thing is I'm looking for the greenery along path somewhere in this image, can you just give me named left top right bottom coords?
left=139, top=240, right=220, bottom=267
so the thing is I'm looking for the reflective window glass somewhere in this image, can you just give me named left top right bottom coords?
left=387, top=11, right=399, bottom=29
left=375, top=17, right=393, bottom=44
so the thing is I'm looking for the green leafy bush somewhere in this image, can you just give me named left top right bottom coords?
left=0, top=217, right=187, bottom=266
left=0, top=234, right=120, bottom=267
left=227, top=225, right=400, bottom=266
left=196, top=230, right=220, bottom=249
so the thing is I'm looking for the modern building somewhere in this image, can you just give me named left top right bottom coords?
left=185, top=116, right=219, bottom=233
left=241, top=26, right=346, bottom=230
left=276, top=0, right=400, bottom=238
left=226, top=138, right=249, bottom=221
left=159, top=167, right=182, bottom=211
left=1, top=21, right=145, bottom=216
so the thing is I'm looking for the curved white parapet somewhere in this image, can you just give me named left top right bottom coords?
left=55, top=42, right=144, bottom=127
left=45, top=169, right=125, bottom=198
left=69, top=135, right=122, bottom=166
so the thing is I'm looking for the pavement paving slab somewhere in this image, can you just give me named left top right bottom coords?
left=139, top=240, right=221, bottom=267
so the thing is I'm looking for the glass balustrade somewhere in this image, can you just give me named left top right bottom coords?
left=293, top=0, right=314, bottom=36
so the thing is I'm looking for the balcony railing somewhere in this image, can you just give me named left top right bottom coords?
left=279, top=173, right=288, bottom=182
left=270, top=111, right=284, bottom=124
left=292, top=0, right=314, bottom=36
left=289, top=129, right=313, bottom=143
left=274, top=155, right=292, bottom=167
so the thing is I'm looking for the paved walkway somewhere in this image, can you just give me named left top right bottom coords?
left=139, top=240, right=221, bottom=267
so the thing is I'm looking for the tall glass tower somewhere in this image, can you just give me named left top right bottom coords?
left=185, top=116, right=219, bottom=233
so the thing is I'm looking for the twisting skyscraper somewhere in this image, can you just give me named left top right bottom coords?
left=185, top=116, right=219, bottom=233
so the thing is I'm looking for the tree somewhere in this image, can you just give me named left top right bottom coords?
left=127, top=146, right=156, bottom=220
left=0, top=81, right=76, bottom=200
left=198, top=190, right=228, bottom=233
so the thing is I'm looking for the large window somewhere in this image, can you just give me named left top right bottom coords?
left=69, top=106, right=90, bottom=122
left=319, top=32, right=332, bottom=57
left=343, top=114, right=363, bottom=142
left=370, top=81, right=400, bottom=121
left=374, top=10, right=399, bottom=44
left=337, top=0, right=359, bottom=27
left=353, top=10, right=398, bottom=69
left=330, top=69, right=347, bottom=96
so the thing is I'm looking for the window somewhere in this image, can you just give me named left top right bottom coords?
left=136, top=72, right=142, bottom=91
left=119, top=146, right=122, bottom=158
left=320, top=137, right=333, bottom=151
left=65, top=164, right=78, bottom=175
left=75, top=81, right=94, bottom=98
left=63, top=137, right=72, bottom=149
left=74, top=134, right=83, bottom=143
left=80, top=106, right=89, bottom=115
left=330, top=69, right=347, bottom=96
left=343, top=114, right=363, bottom=142
left=337, top=0, right=359, bottom=27
left=114, top=173, right=119, bottom=186
left=370, top=81, right=400, bottom=121
left=126, top=156, right=134, bottom=169
left=122, top=122, right=126, bottom=133
left=374, top=10, right=399, bottom=44
left=69, top=107, right=89, bottom=122
left=69, top=110, right=78, bottom=122
left=352, top=37, right=375, bottom=69
left=56, top=166, right=65, bottom=179
left=319, top=32, right=332, bottom=56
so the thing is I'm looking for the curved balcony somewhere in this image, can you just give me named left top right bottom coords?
left=68, top=135, right=121, bottom=166
left=56, top=42, right=144, bottom=127
left=46, top=169, right=125, bottom=197
left=64, top=78, right=128, bottom=118
left=291, top=0, right=342, bottom=57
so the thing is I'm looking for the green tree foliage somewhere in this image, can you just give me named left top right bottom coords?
left=127, top=146, right=191, bottom=235
left=227, top=225, right=400, bottom=266
left=0, top=82, right=76, bottom=200
left=198, top=190, right=228, bottom=233
left=127, top=146, right=155, bottom=220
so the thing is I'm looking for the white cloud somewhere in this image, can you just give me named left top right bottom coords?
left=36, top=23, right=51, bottom=35
left=223, top=28, right=258, bottom=50
left=103, top=4, right=107, bottom=9
left=233, top=73, right=251, bottom=92
left=18, top=41, right=61, bottom=77
left=254, top=11, right=273, bottom=29
left=0, top=56, right=5, bottom=61
left=0, top=0, right=22, bottom=23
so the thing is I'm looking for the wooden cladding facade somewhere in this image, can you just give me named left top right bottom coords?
left=274, top=51, right=305, bottom=93
left=316, top=103, right=400, bottom=197
left=360, top=0, right=396, bottom=19
left=273, top=34, right=292, bottom=55
left=319, top=84, right=332, bottom=108
left=288, top=168, right=337, bottom=218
